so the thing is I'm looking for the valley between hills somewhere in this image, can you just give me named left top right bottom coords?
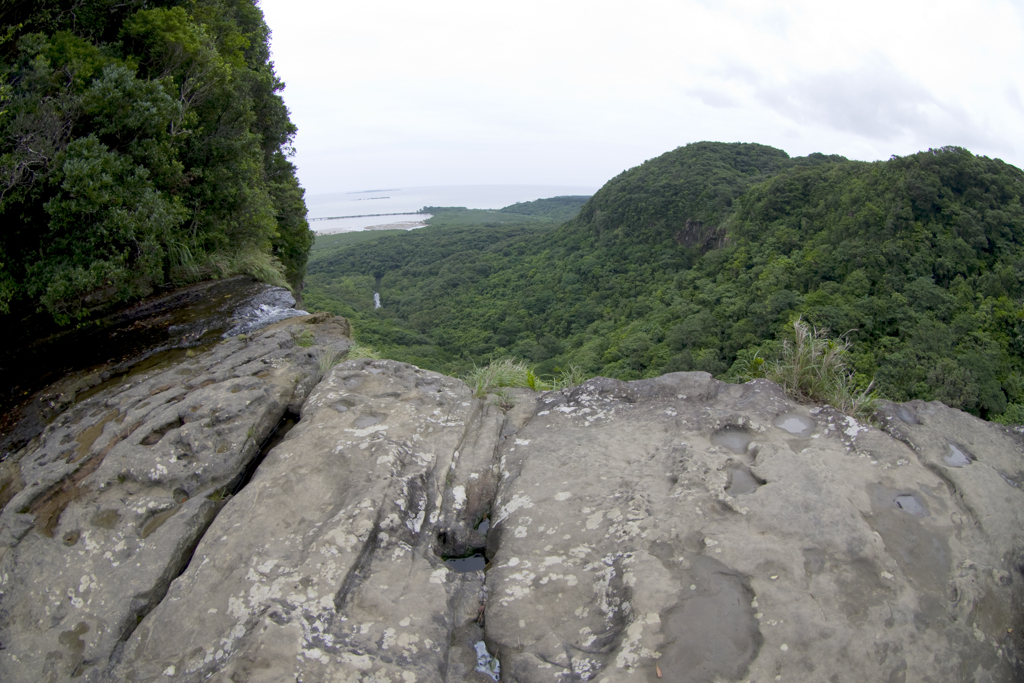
left=305, top=142, right=1024, bottom=424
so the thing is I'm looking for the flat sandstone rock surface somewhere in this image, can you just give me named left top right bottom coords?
left=1, top=353, right=1022, bottom=681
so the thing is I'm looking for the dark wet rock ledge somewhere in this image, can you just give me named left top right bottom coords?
left=0, top=277, right=309, bottom=460
left=1, top=321, right=1022, bottom=681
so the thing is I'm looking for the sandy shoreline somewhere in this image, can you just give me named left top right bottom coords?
left=312, top=214, right=431, bottom=236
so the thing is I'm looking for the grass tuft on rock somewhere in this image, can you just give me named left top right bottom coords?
left=465, top=358, right=589, bottom=397
left=466, top=358, right=532, bottom=396
left=746, top=318, right=877, bottom=418
left=346, top=342, right=381, bottom=360
left=313, top=346, right=345, bottom=381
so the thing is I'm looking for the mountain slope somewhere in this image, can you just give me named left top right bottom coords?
left=305, top=142, right=1024, bottom=420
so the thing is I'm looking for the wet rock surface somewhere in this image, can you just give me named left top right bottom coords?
left=0, top=277, right=307, bottom=458
left=1, top=357, right=1022, bottom=681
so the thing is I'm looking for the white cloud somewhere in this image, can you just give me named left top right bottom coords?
left=1007, top=86, right=1024, bottom=116
left=260, top=0, right=1024, bottom=193
left=688, top=87, right=740, bottom=109
left=754, top=57, right=941, bottom=139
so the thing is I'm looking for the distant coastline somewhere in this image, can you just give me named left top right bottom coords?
left=306, top=184, right=597, bottom=234
left=310, top=212, right=424, bottom=222
left=312, top=214, right=430, bottom=236
left=307, top=184, right=597, bottom=217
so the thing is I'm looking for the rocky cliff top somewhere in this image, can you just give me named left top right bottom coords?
left=0, top=311, right=1021, bottom=682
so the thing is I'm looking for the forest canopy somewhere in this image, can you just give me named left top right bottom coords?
left=0, top=0, right=312, bottom=324
left=305, top=143, right=1024, bottom=423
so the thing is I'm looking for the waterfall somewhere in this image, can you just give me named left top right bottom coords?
left=373, top=292, right=381, bottom=309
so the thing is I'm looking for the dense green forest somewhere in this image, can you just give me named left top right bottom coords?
left=497, top=195, right=592, bottom=221
left=0, top=0, right=312, bottom=325
left=305, top=143, right=1024, bottom=422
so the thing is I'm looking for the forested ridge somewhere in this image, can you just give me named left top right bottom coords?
left=306, top=143, right=1024, bottom=422
left=0, top=0, right=312, bottom=326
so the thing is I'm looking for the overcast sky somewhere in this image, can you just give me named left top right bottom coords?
left=259, top=0, right=1024, bottom=196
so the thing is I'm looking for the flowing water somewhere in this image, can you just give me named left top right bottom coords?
left=1, top=277, right=294, bottom=455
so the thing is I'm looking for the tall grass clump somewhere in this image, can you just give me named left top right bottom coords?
left=466, top=358, right=532, bottom=396
left=465, top=359, right=589, bottom=397
left=167, top=239, right=205, bottom=283
left=292, top=329, right=316, bottom=348
left=551, top=364, right=587, bottom=390
left=313, top=345, right=345, bottom=381
left=346, top=341, right=381, bottom=360
left=754, top=318, right=877, bottom=418
left=313, top=340, right=383, bottom=381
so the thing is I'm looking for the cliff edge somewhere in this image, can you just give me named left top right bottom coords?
left=0, top=318, right=1021, bottom=682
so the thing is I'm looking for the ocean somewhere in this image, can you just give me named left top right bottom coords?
left=305, top=184, right=597, bottom=234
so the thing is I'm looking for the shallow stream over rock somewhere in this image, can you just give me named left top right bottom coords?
left=0, top=277, right=309, bottom=458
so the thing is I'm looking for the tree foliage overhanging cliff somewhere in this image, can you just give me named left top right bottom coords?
left=0, top=0, right=312, bottom=324
left=305, top=143, right=1024, bottom=422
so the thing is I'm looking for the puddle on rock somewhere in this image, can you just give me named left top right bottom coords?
left=893, top=404, right=920, bottom=425
left=91, top=509, right=121, bottom=529
left=658, top=556, right=762, bottom=682
left=998, top=470, right=1021, bottom=488
left=353, top=412, right=386, bottom=429
left=894, top=494, right=928, bottom=517
left=140, top=506, right=181, bottom=539
left=866, top=485, right=949, bottom=594
left=772, top=412, right=815, bottom=437
left=725, top=465, right=763, bottom=495
left=944, top=443, right=972, bottom=468
left=57, top=621, right=89, bottom=676
left=445, top=554, right=486, bottom=573
left=72, top=410, right=120, bottom=462
left=474, top=640, right=500, bottom=680
left=710, top=427, right=752, bottom=454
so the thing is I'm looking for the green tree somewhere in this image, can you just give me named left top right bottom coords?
left=0, top=0, right=312, bottom=323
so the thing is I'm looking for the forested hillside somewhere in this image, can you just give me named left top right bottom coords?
left=0, top=0, right=312, bottom=325
left=306, top=143, right=1024, bottom=421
